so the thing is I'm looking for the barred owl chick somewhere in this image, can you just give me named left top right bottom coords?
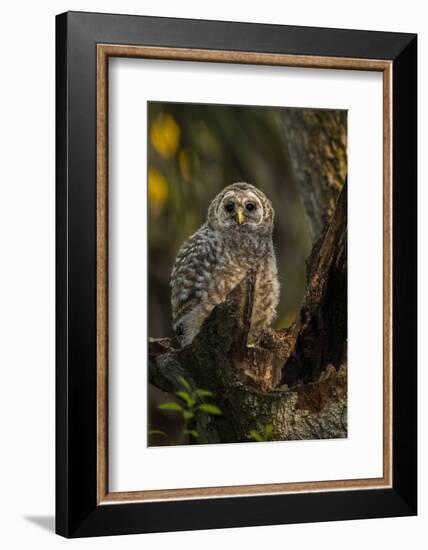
left=170, top=182, right=280, bottom=346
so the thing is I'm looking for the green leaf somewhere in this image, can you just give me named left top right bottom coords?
left=176, top=390, right=196, bottom=408
left=194, top=389, right=214, bottom=398
left=158, top=402, right=183, bottom=412
left=248, top=430, right=264, bottom=442
left=148, top=430, right=167, bottom=437
left=183, top=429, right=199, bottom=438
left=178, top=376, right=193, bottom=392
left=182, top=410, right=194, bottom=420
left=263, top=424, right=273, bottom=439
left=198, top=404, right=222, bottom=415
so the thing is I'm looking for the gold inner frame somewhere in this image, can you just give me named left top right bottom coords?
left=96, top=44, right=393, bottom=505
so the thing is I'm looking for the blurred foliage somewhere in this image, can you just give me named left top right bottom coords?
left=248, top=423, right=275, bottom=443
left=148, top=376, right=222, bottom=447
left=148, top=102, right=313, bottom=339
left=150, top=113, right=181, bottom=158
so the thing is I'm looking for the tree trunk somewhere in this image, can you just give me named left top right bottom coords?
left=149, top=109, right=348, bottom=444
left=282, top=109, right=347, bottom=240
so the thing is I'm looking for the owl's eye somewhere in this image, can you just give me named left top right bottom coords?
left=225, top=202, right=235, bottom=213
left=246, top=202, right=256, bottom=212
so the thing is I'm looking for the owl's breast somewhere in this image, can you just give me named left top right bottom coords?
left=223, top=231, right=270, bottom=268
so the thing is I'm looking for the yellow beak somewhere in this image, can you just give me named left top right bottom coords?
left=236, top=207, right=245, bottom=225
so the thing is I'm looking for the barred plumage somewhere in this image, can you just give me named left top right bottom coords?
left=170, top=182, right=280, bottom=346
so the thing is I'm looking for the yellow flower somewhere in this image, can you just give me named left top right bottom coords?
left=148, top=167, right=169, bottom=215
left=150, top=114, right=180, bottom=158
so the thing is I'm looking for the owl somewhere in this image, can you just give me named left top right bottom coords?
left=170, top=182, right=280, bottom=346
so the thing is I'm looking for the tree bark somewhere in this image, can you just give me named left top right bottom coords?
left=282, top=109, right=347, bottom=240
left=149, top=109, right=348, bottom=444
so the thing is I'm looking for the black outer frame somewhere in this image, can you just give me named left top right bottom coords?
left=56, top=11, right=417, bottom=538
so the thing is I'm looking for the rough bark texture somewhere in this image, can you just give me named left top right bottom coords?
left=149, top=110, right=348, bottom=444
left=282, top=109, right=347, bottom=240
left=149, top=246, right=347, bottom=443
left=282, top=185, right=347, bottom=386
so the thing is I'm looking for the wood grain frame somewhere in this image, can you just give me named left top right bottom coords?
left=96, top=45, right=392, bottom=504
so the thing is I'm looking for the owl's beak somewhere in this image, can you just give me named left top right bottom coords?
left=236, top=207, right=245, bottom=225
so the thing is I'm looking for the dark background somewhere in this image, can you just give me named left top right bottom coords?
left=148, top=102, right=313, bottom=338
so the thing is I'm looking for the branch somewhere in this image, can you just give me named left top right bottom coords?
left=148, top=183, right=347, bottom=443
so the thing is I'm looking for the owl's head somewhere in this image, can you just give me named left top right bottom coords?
left=207, top=182, right=274, bottom=233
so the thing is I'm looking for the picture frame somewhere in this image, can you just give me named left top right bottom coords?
left=56, top=11, right=417, bottom=538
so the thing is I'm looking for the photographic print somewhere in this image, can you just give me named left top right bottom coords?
left=148, top=101, right=347, bottom=447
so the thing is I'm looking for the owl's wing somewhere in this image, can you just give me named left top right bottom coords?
left=170, top=225, right=218, bottom=328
